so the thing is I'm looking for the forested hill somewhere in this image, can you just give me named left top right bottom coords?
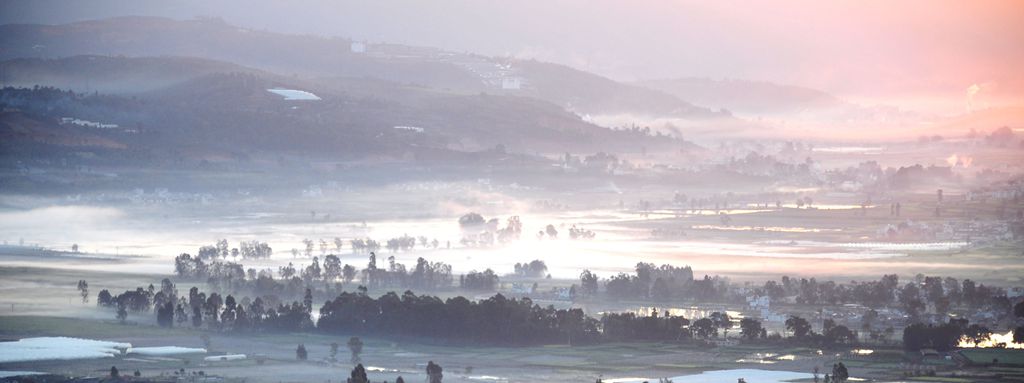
left=0, top=16, right=730, bottom=121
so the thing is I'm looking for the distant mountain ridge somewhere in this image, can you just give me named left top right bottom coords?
left=636, top=77, right=842, bottom=115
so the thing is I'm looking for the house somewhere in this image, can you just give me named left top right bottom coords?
left=501, top=77, right=522, bottom=90
left=350, top=41, right=366, bottom=53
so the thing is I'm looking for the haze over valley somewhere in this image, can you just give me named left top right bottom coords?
left=1, top=2, right=1024, bottom=383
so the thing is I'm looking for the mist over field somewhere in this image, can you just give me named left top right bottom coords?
left=0, top=1, right=1023, bottom=383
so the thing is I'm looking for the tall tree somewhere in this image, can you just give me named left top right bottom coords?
left=426, top=361, right=444, bottom=383
left=350, top=364, right=368, bottom=383
left=740, top=318, right=763, bottom=340
left=785, top=316, right=812, bottom=338
left=347, top=336, right=364, bottom=364
left=77, top=280, right=89, bottom=303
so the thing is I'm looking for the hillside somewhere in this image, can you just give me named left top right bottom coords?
left=0, top=16, right=722, bottom=120
left=0, top=64, right=690, bottom=164
left=0, top=55, right=262, bottom=94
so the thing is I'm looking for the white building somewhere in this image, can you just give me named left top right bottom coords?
left=350, top=41, right=366, bottom=53
left=501, top=77, right=522, bottom=90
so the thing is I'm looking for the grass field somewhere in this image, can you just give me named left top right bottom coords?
left=961, top=348, right=1024, bottom=366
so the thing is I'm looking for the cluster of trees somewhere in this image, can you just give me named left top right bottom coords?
left=97, top=279, right=177, bottom=324
left=196, top=239, right=271, bottom=260
left=99, top=273, right=874, bottom=353
left=458, top=213, right=523, bottom=246
left=538, top=224, right=559, bottom=239
left=460, top=269, right=499, bottom=291
left=561, top=151, right=623, bottom=174
left=175, top=249, right=458, bottom=301
left=385, top=235, right=438, bottom=252
left=600, top=310, right=695, bottom=342
left=349, top=238, right=382, bottom=254
left=361, top=253, right=454, bottom=291
left=903, top=302, right=1024, bottom=351
left=567, top=225, right=596, bottom=240
left=902, top=318, right=991, bottom=351
left=1018, top=302, right=1024, bottom=344
left=296, top=235, right=439, bottom=257
left=174, top=253, right=245, bottom=281
left=601, top=310, right=753, bottom=344
left=512, top=260, right=548, bottom=278
left=782, top=316, right=857, bottom=347
left=585, top=263, right=728, bottom=302
left=179, top=285, right=316, bottom=331
left=757, top=274, right=1012, bottom=320
left=719, top=151, right=813, bottom=178
left=238, top=240, right=273, bottom=259
left=318, top=291, right=600, bottom=345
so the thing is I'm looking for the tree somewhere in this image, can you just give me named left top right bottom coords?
left=192, top=306, right=203, bottom=328
left=461, top=269, right=499, bottom=290
left=964, top=324, right=992, bottom=345
left=691, top=318, right=717, bottom=339
left=303, top=288, right=313, bottom=313
left=350, top=364, right=368, bottom=383
left=116, top=303, right=128, bottom=323
left=786, top=316, right=812, bottom=338
left=545, top=224, right=558, bottom=238
left=347, top=336, right=363, bottom=364
left=651, top=278, right=671, bottom=301
left=579, top=270, right=599, bottom=296
left=900, top=282, right=921, bottom=312
left=157, top=301, right=175, bottom=327
left=77, top=280, right=89, bottom=303
left=459, top=212, right=485, bottom=229
left=862, top=309, right=878, bottom=331
left=427, top=361, right=444, bottom=383
left=296, top=343, right=308, bottom=360
left=329, top=342, right=339, bottom=361
left=823, top=320, right=856, bottom=346
left=303, top=239, right=314, bottom=258
left=110, top=366, right=119, bottom=378
left=709, top=312, right=731, bottom=338
left=324, top=255, right=342, bottom=281
left=831, top=363, right=849, bottom=383
left=902, top=321, right=962, bottom=351
left=396, top=377, right=406, bottom=383
left=740, top=318, right=763, bottom=340
left=97, top=289, right=113, bottom=306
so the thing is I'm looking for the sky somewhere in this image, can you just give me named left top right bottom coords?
left=2, top=0, right=1023, bottom=109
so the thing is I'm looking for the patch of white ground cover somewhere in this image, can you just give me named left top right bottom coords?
left=0, top=371, right=45, bottom=378
left=266, top=88, right=321, bottom=100
left=0, top=337, right=130, bottom=363
left=128, top=346, right=206, bottom=356
left=607, top=368, right=813, bottom=383
left=0, top=337, right=207, bottom=363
